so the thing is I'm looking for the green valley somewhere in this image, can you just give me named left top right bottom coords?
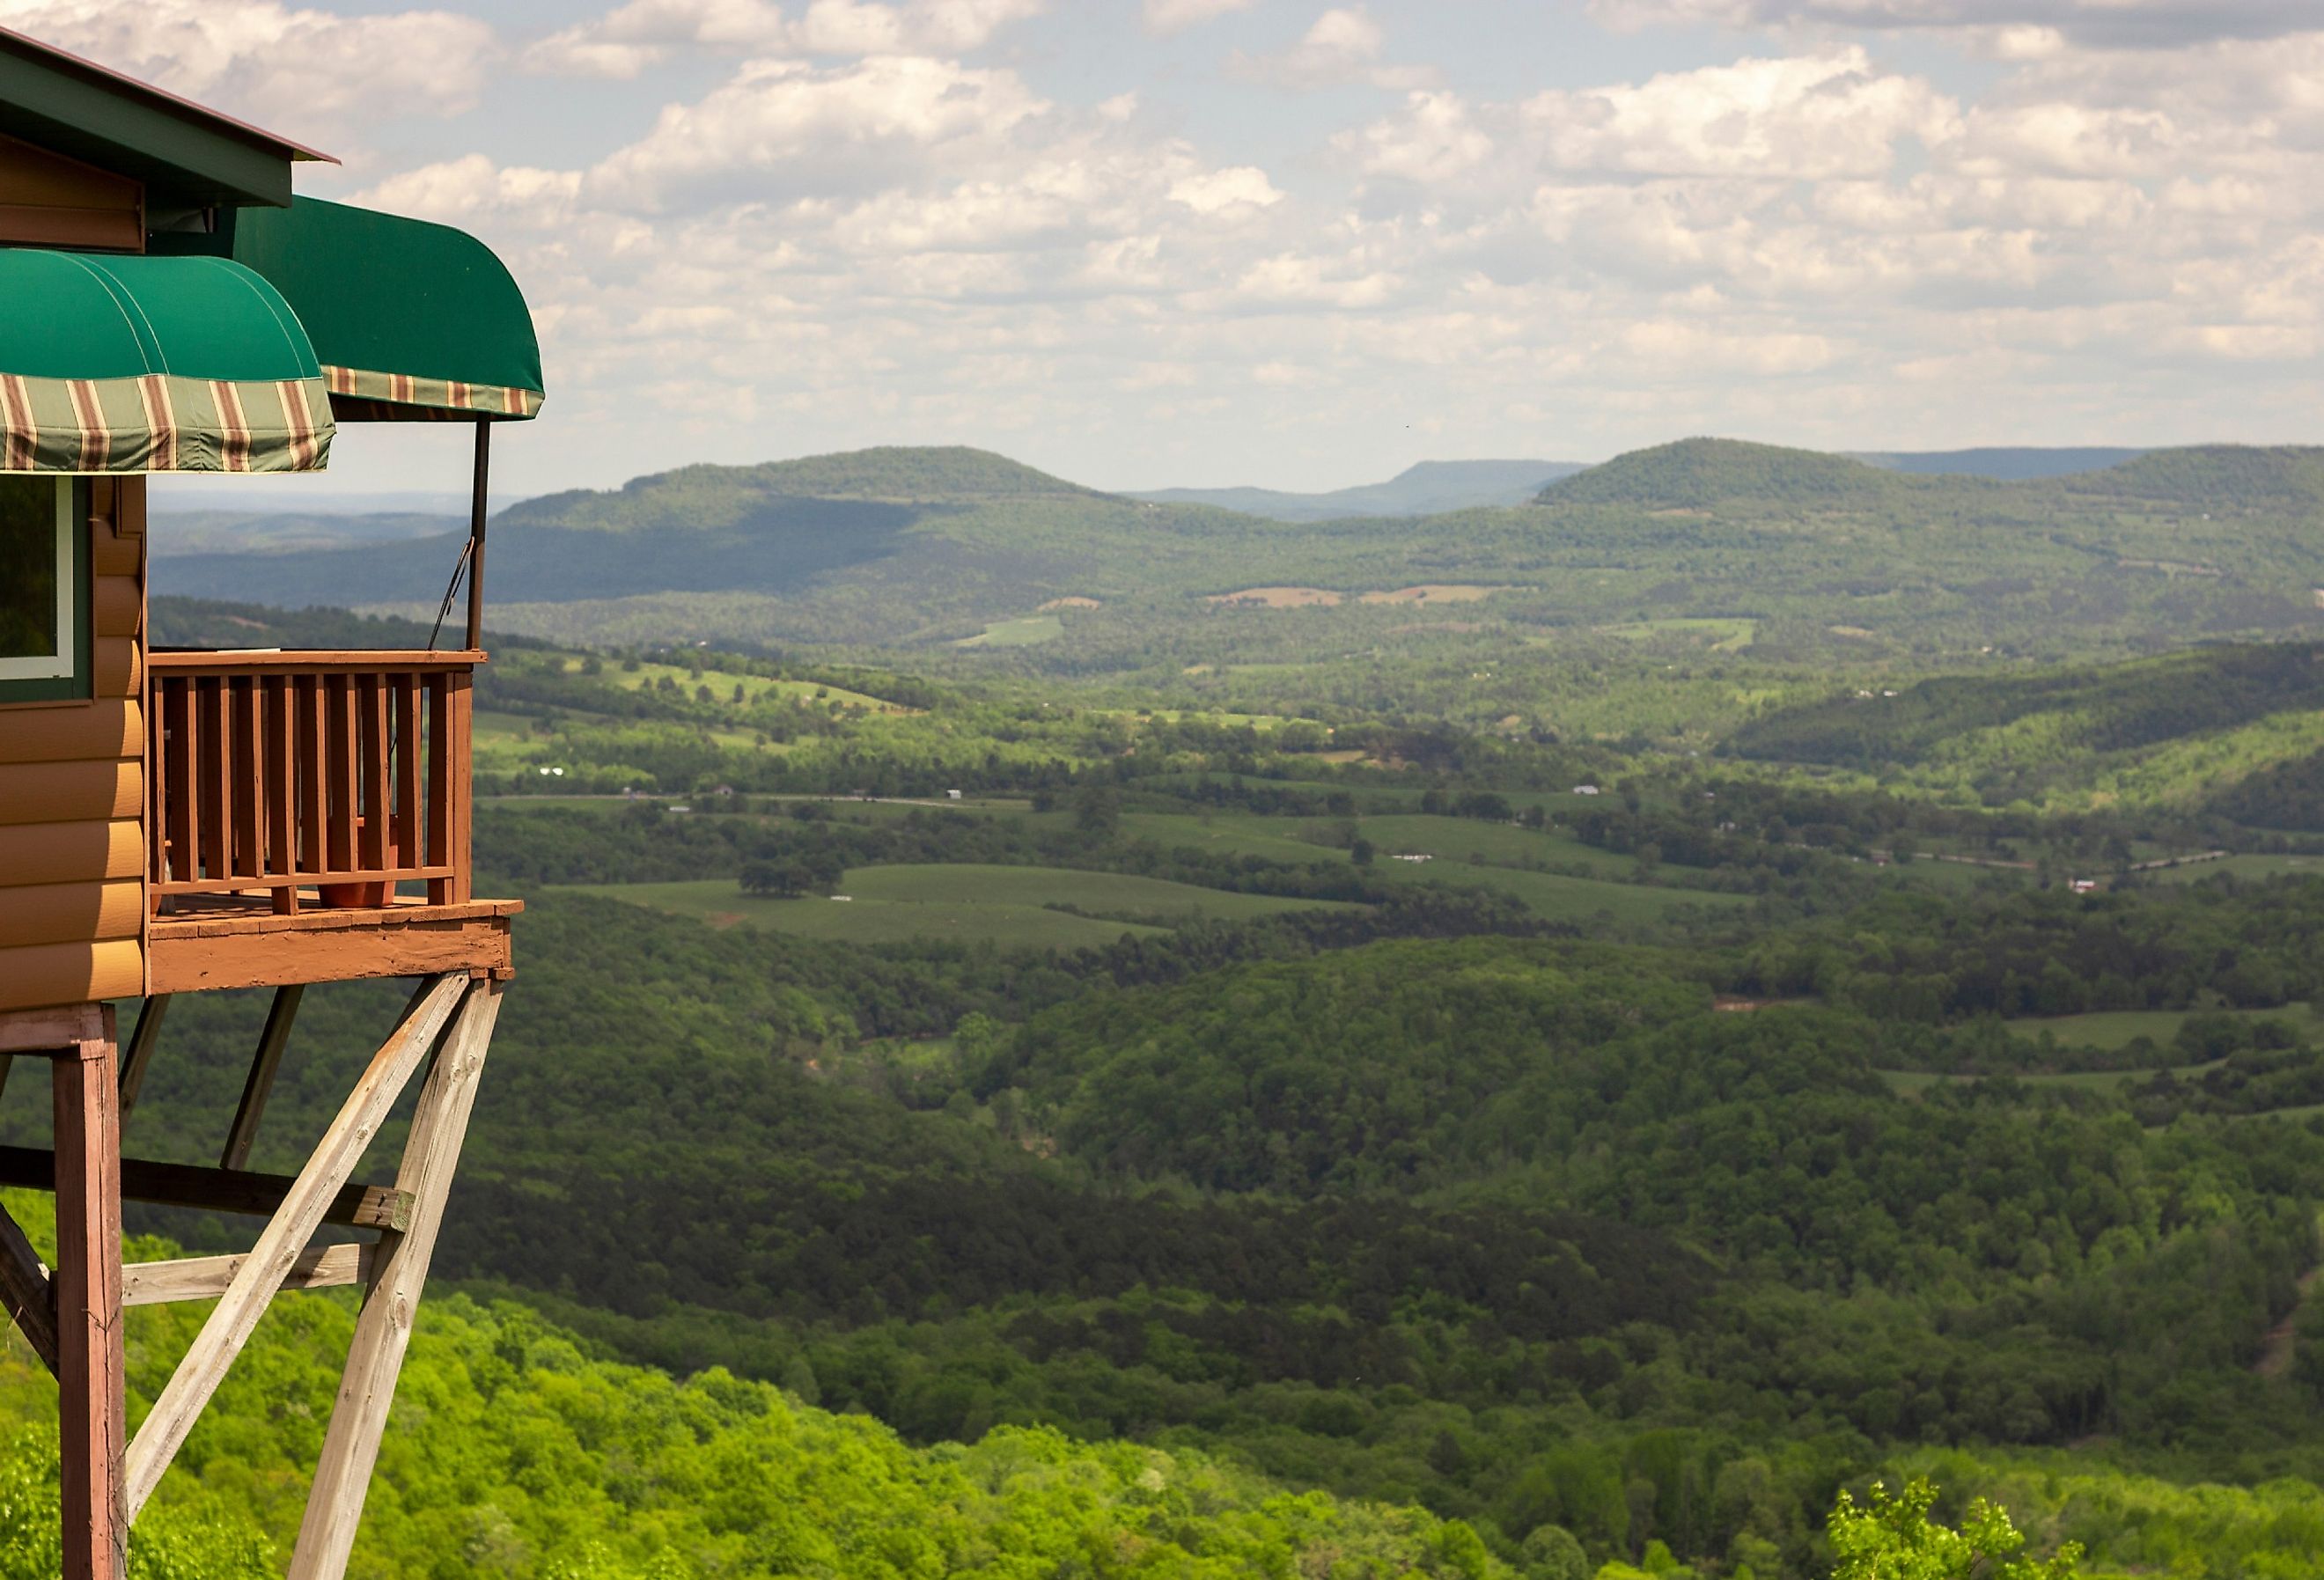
left=103, top=439, right=2324, bottom=1578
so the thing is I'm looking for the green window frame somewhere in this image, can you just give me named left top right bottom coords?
left=0, top=476, right=92, bottom=705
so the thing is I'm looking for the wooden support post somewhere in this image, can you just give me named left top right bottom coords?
left=463, top=422, right=489, bottom=652
left=290, top=980, right=501, bottom=1580
left=53, top=1013, right=125, bottom=1580
left=122, top=975, right=467, bottom=1521
left=116, top=996, right=168, bottom=1121
left=221, top=984, right=302, bottom=1171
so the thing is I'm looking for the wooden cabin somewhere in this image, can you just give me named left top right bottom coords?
left=0, top=27, right=542, bottom=1578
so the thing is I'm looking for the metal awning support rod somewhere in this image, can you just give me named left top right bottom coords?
left=464, top=420, right=490, bottom=651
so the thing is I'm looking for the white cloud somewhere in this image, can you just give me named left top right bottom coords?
left=526, top=0, right=1043, bottom=77
left=0, top=0, right=494, bottom=133
left=290, top=6, right=2324, bottom=492
left=1588, top=0, right=2324, bottom=49
left=1524, top=49, right=1960, bottom=179
left=1142, top=0, right=1254, bottom=35
left=1341, top=91, right=1494, bottom=182
left=361, top=154, right=584, bottom=228
left=1229, top=6, right=1435, bottom=91
left=585, top=55, right=1049, bottom=211
left=1169, top=165, right=1285, bottom=213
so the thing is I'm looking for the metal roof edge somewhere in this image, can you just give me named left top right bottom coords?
left=0, top=26, right=336, bottom=166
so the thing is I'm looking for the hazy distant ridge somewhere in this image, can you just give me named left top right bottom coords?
left=1852, top=446, right=2149, bottom=481
left=1131, top=459, right=1586, bottom=521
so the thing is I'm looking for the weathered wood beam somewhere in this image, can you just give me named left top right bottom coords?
left=0, top=1003, right=105, bottom=1055
left=54, top=1018, right=127, bottom=1580
left=0, top=1201, right=56, bottom=1377
left=290, top=980, right=502, bottom=1580
left=115, top=996, right=168, bottom=1120
left=0, top=1147, right=410, bottom=1232
left=123, top=1242, right=372, bottom=1308
left=123, top=974, right=467, bottom=1523
left=220, top=984, right=302, bottom=1171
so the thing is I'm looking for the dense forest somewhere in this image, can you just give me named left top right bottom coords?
left=81, top=447, right=2324, bottom=1574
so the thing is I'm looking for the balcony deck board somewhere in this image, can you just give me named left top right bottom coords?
left=149, top=896, right=518, bottom=995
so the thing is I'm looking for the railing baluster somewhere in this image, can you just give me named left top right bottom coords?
left=445, top=675, right=472, bottom=903
left=199, top=678, right=227, bottom=884
left=232, top=678, right=260, bottom=884
left=163, top=678, right=192, bottom=892
left=326, top=675, right=355, bottom=875
left=299, top=674, right=326, bottom=877
left=358, top=675, right=387, bottom=872
left=266, top=677, right=297, bottom=914
left=426, top=673, right=451, bottom=904
left=393, top=677, right=421, bottom=893
left=145, top=654, right=477, bottom=911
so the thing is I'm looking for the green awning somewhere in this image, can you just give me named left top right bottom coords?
left=221, top=197, right=543, bottom=423
left=0, top=249, right=332, bottom=474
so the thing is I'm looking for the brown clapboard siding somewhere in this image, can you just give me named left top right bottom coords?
left=0, top=487, right=147, bottom=1010
left=0, top=882, right=140, bottom=949
left=2, top=701, right=141, bottom=764
left=0, top=761, right=141, bottom=826
left=0, top=820, right=141, bottom=886
left=91, top=573, right=140, bottom=640
left=0, top=131, right=143, bottom=252
left=0, top=942, right=142, bottom=1010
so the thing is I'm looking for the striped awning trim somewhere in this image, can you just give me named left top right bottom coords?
left=324, top=364, right=542, bottom=420
left=0, top=372, right=333, bottom=474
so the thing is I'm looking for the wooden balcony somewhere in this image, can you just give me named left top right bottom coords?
left=145, top=650, right=516, bottom=995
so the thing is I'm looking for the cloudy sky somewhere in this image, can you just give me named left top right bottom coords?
left=8, top=0, right=2320, bottom=496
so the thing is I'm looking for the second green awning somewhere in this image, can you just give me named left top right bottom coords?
left=218, top=197, right=544, bottom=423
left=0, top=249, right=333, bottom=474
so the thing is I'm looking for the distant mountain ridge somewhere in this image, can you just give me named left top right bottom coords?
left=1851, top=447, right=2148, bottom=481
left=149, top=438, right=2324, bottom=657
left=1131, top=459, right=1586, bottom=521
left=1538, top=437, right=2324, bottom=512
left=502, top=445, right=1107, bottom=535
left=1539, top=438, right=1923, bottom=509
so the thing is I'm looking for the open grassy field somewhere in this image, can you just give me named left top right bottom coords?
left=955, top=615, right=1064, bottom=648
left=2004, top=1004, right=2324, bottom=1050
left=578, top=657, right=909, bottom=713
left=1103, top=810, right=1744, bottom=923
left=2144, top=854, right=2324, bottom=884
left=1312, top=812, right=1642, bottom=878
left=1596, top=616, right=1758, bottom=651
left=561, top=863, right=1357, bottom=948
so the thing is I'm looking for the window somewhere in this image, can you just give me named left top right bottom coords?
left=0, top=475, right=89, bottom=703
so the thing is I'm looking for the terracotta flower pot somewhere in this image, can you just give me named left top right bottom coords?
left=320, top=819, right=398, bottom=908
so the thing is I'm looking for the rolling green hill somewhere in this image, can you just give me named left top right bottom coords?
left=1131, top=458, right=1586, bottom=520
left=1727, top=641, right=2324, bottom=815
left=1538, top=437, right=1930, bottom=509
left=150, top=439, right=2324, bottom=661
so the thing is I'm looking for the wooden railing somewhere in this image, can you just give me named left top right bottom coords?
left=148, top=651, right=478, bottom=912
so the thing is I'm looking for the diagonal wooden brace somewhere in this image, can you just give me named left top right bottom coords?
left=121, top=974, right=468, bottom=1522
left=0, top=1202, right=57, bottom=1377
left=289, top=979, right=503, bottom=1580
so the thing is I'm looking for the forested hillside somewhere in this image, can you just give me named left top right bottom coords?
left=0, top=1201, right=1504, bottom=1579
left=107, top=432, right=2324, bottom=1576
left=1130, top=459, right=1586, bottom=520
left=147, top=439, right=2324, bottom=661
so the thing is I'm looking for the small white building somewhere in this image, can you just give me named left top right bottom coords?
left=1573, top=784, right=1600, bottom=797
